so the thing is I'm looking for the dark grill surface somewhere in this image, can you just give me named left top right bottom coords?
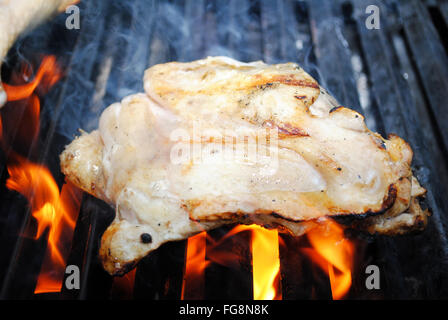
left=1, top=0, right=448, bottom=300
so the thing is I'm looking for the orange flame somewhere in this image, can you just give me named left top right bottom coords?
left=181, top=231, right=209, bottom=300
left=6, top=157, right=77, bottom=247
left=3, top=56, right=62, bottom=101
left=249, top=225, right=282, bottom=300
left=303, top=220, right=354, bottom=300
left=6, top=157, right=82, bottom=293
left=181, top=225, right=282, bottom=300
left=1, top=55, right=82, bottom=294
left=33, top=181, right=82, bottom=294
left=1, top=56, right=61, bottom=152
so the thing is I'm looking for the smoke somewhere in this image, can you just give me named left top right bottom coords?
left=5, top=0, right=325, bottom=140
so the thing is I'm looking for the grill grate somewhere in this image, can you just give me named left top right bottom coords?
left=1, top=0, right=448, bottom=300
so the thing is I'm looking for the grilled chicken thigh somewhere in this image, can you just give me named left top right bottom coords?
left=60, top=57, right=428, bottom=275
left=0, top=0, right=77, bottom=106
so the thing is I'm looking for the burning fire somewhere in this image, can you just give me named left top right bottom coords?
left=1, top=56, right=82, bottom=294
left=3, top=56, right=61, bottom=102
left=181, top=231, right=209, bottom=300
left=249, top=225, right=282, bottom=300
left=181, top=220, right=354, bottom=300
left=303, top=220, right=354, bottom=300
left=181, top=225, right=282, bottom=300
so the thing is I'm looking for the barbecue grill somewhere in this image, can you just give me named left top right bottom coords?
left=1, top=0, right=448, bottom=300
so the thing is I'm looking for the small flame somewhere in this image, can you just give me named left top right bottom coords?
left=1, top=56, right=61, bottom=152
left=303, top=220, right=354, bottom=300
left=1, top=55, right=81, bottom=294
left=181, top=231, right=209, bottom=300
left=34, top=181, right=82, bottom=294
left=3, top=56, right=62, bottom=101
left=6, top=157, right=76, bottom=244
left=249, top=225, right=282, bottom=300
left=5, top=148, right=81, bottom=296
left=181, top=225, right=282, bottom=300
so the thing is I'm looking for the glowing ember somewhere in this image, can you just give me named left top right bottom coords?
left=1, top=55, right=81, bottom=294
left=303, top=220, right=354, bottom=300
